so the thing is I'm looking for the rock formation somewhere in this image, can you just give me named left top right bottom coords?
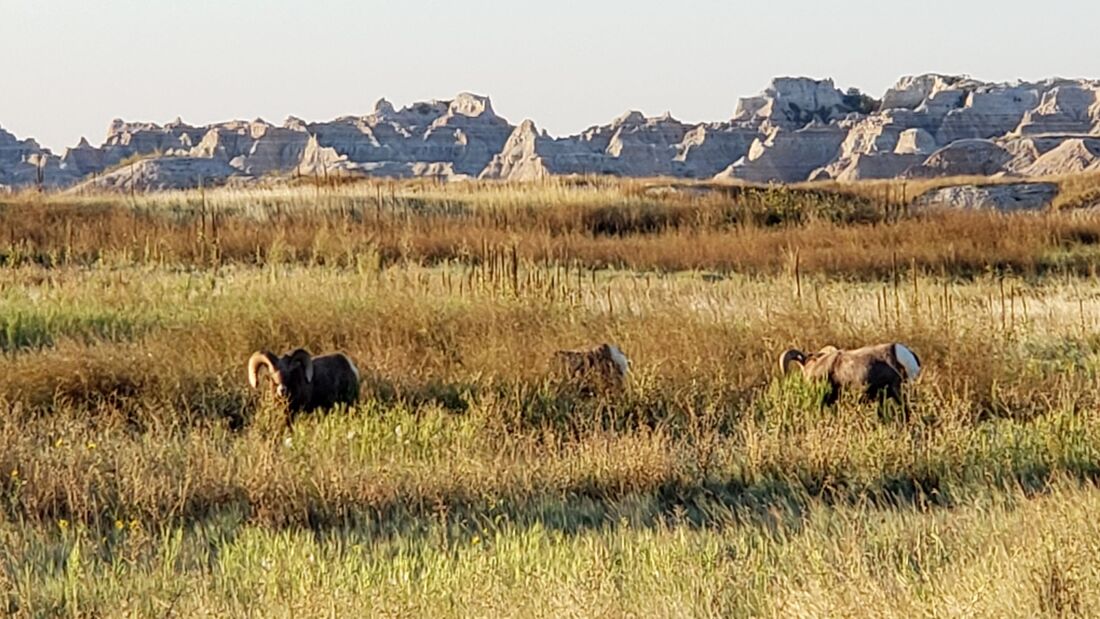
left=906, top=140, right=1015, bottom=178
left=881, top=74, right=974, bottom=110
left=69, top=156, right=239, bottom=192
left=5, top=74, right=1100, bottom=192
left=307, top=93, right=513, bottom=179
left=1017, top=84, right=1100, bottom=135
left=0, top=125, right=79, bottom=188
left=716, top=123, right=847, bottom=183
left=916, top=182, right=1059, bottom=211
left=732, top=77, right=860, bottom=129
left=673, top=123, right=759, bottom=178
left=1018, top=138, right=1100, bottom=176
left=480, top=111, right=752, bottom=180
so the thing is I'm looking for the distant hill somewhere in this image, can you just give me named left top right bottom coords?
left=3, top=75, right=1100, bottom=192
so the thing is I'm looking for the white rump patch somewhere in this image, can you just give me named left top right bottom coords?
left=894, top=343, right=921, bottom=380
left=607, top=345, right=630, bottom=376
left=346, top=356, right=360, bottom=382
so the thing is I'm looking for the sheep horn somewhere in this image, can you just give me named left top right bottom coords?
left=779, top=349, right=806, bottom=374
left=604, top=344, right=630, bottom=376
left=288, top=348, right=314, bottom=384
left=894, top=343, right=922, bottom=380
left=248, top=351, right=279, bottom=389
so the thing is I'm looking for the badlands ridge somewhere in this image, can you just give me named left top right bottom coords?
left=2, top=74, right=1100, bottom=192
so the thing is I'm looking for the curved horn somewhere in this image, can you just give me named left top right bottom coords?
left=605, top=344, right=630, bottom=376
left=894, top=343, right=922, bottom=380
left=248, top=351, right=279, bottom=389
left=288, top=348, right=314, bottom=383
left=779, top=349, right=806, bottom=374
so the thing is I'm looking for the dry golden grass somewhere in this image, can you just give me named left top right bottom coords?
left=4, top=176, right=1100, bottom=616
left=6, top=177, right=1100, bottom=279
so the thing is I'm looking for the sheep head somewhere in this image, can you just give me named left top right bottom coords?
left=248, top=348, right=360, bottom=417
left=248, top=348, right=314, bottom=401
left=779, top=349, right=807, bottom=374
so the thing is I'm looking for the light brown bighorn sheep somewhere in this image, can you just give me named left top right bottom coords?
left=779, top=342, right=921, bottom=405
left=554, top=343, right=631, bottom=394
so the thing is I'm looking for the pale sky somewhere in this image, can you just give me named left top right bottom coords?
left=2, top=0, right=1098, bottom=152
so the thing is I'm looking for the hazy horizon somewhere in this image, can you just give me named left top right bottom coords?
left=3, top=0, right=1099, bottom=153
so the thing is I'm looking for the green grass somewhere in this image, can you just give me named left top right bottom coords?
left=6, top=480, right=1100, bottom=617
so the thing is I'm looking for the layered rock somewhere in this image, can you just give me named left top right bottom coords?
left=296, top=135, right=359, bottom=177
left=99, top=117, right=206, bottom=168
left=837, top=111, right=925, bottom=156
left=916, top=182, right=1059, bottom=211
left=481, top=112, right=750, bottom=180
left=716, top=123, right=847, bottom=183
left=0, top=125, right=48, bottom=184
left=0, top=125, right=77, bottom=188
left=307, top=93, right=513, bottom=178
left=1016, top=84, right=1100, bottom=135
left=69, top=156, right=239, bottom=192
left=829, top=153, right=927, bottom=182
left=816, top=111, right=934, bottom=180
left=881, top=74, right=976, bottom=110
left=60, top=138, right=107, bottom=176
left=481, top=120, right=588, bottom=180
left=598, top=112, right=692, bottom=176
left=906, top=139, right=1014, bottom=178
left=935, top=84, right=1043, bottom=143
left=894, top=128, right=937, bottom=155
left=1018, top=138, right=1100, bottom=177
left=8, top=74, right=1100, bottom=191
left=232, top=125, right=309, bottom=176
left=673, top=123, right=758, bottom=178
left=732, top=77, right=856, bottom=129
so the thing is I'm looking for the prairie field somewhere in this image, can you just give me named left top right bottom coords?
left=6, top=177, right=1100, bottom=617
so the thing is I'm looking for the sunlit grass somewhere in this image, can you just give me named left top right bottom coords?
left=6, top=175, right=1100, bottom=279
left=6, top=480, right=1100, bottom=617
left=6, top=177, right=1100, bottom=616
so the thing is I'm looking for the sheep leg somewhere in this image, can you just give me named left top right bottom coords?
left=870, top=382, right=907, bottom=422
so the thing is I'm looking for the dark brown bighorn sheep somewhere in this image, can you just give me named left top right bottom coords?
left=554, top=343, right=631, bottom=394
left=248, top=348, right=360, bottom=416
left=779, top=342, right=921, bottom=405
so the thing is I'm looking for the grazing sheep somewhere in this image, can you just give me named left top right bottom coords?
left=554, top=343, right=631, bottom=394
left=779, top=342, right=921, bottom=405
left=247, top=348, right=360, bottom=416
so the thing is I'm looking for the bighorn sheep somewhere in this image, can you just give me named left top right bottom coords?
left=779, top=342, right=921, bottom=405
left=554, top=343, right=631, bottom=394
left=247, top=348, right=360, bottom=415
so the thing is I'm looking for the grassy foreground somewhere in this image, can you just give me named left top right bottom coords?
left=4, top=178, right=1100, bottom=617
left=6, top=483, right=1100, bottom=617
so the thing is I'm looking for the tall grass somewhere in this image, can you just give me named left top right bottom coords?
left=5, top=179, right=1100, bottom=277
left=6, top=478, right=1100, bottom=617
left=5, top=177, right=1100, bottom=616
